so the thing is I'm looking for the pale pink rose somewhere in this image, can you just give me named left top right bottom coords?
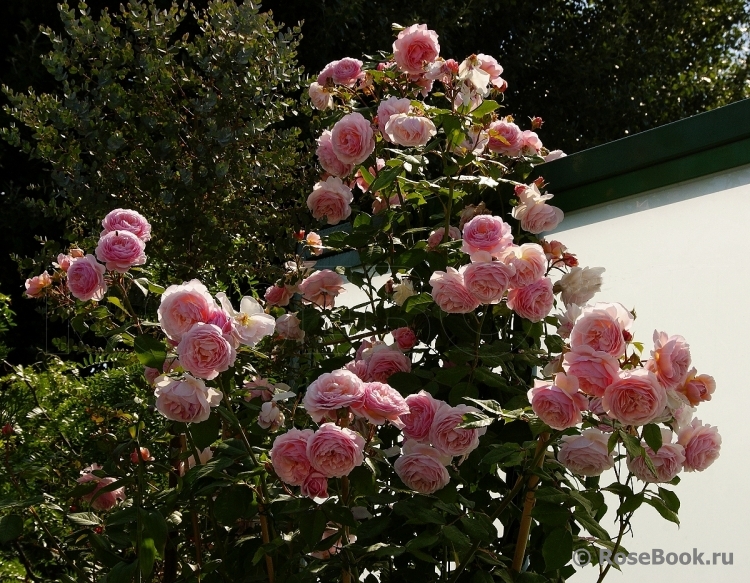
left=558, top=429, right=615, bottom=476
left=330, top=112, right=375, bottom=165
left=307, top=176, right=354, bottom=225
left=258, top=401, right=284, bottom=431
left=507, top=277, right=554, bottom=323
left=55, top=253, right=74, bottom=272
left=585, top=302, right=634, bottom=332
left=307, top=423, right=365, bottom=478
left=364, top=344, right=412, bottom=383
left=517, top=202, right=564, bottom=234
left=645, top=331, right=691, bottom=390
left=270, top=428, right=314, bottom=486
left=394, top=442, right=451, bottom=494
left=215, top=293, right=275, bottom=347
left=392, top=327, right=417, bottom=351
left=475, top=53, right=506, bottom=89
left=300, top=471, right=329, bottom=500
left=424, top=58, right=455, bottom=83
left=354, top=158, right=386, bottom=191
left=144, top=357, right=180, bottom=385
left=487, top=120, right=522, bottom=156
left=556, top=304, right=583, bottom=339
left=402, top=391, right=440, bottom=442
left=66, top=255, right=107, bottom=301
left=427, top=226, right=461, bottom=249
left=204, top=305, right=235, bottom=342
left=671, top=403, right=696, bottom=433
left=302, top=369, right=366, bottom=422
left=24, top=272, right=52, bottom=298
left=520, top=130, right=543, bottom=156
left=461, top=258, right=514, bottom=304
left=430, top=267, right=480, bottom=314
left=393, top=24, right=440, bottom=75
left=430, top=403, right=486, bottom=458
left=570, top=308, right=627, bottom=358
left=244, top=377, right=275, bottom=401
left=557, top=266, right=605, bottom=306
left=331, top=57, right=364, bottom=87
left=392, top=279, right=416, bottom=306
left=69, top=248, right=85, bottom=259
left=298, top=269, right=346, bottom=308
left=461, top=215, right=514, bottom=258
left=306, top=232, right=323, bottom=256
left=154, top=374, right=222, bottom=423
left=602, top=369, right=667, bottom=426
left=377, top=97, right=412, bottom=138
left=316, top=131, right=354, bottom=177
left=372, top=194, right=402, bottom=215
left=677, top=368, right=715, bottom=406
left=157, top=279, right=215, bottom=342
left=130, top=447, right=154, bottom=464
left=316, top=61, right=336, bottom=85
left=94, top=230, right=146, bottom=273
left=677, top=418, right=721, bottom=472
left=343, top=359, right=369, bottom=381
left=528, top=373, right=588, bottom=430
left=77, top=465, right=126, bottom=511
left=627, top=429, right=685, bottom=482
left=177, top=323, right=237, bottom=380
left=502, top=244, right=546, bottom=289
left=275, top=313, right=305, bottom=341
left=308, top=82, right=333, bottom=110
left=544, top=150, right=567, bottom=162
left=384, top=114, right=437, bottom=147
left=144, top=366, right=161, bottom=386
left=186, top=447, right=214, bottom=471
left=352, top=382, right=410, bottom=427
left=563, top=346, right=620, bottom=397
left=101, top=208, right=152, bottom=242
left=264, top=284, right=293, bottom=307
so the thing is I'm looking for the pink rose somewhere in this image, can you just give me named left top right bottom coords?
left=461, top=257, right=514, bottom=304
left=302, top=369, right=365, bottom=423
left=264, top=285, right=293, bottom=307
left=677, top=418, right=721, bottom=472
left=402, top=391, right=440, bottom=442
left=461, top=215, right=514, bottom=258
left=308, top=82, right=333, bottom=110
left=377, top=97, right=412, bottom=138
left=157, top=279, right=215, bottom=342
left=563, top=346, right=620, bottom=397
left=558, top=429, right=615, bottom=476
left=352, top=382, right=410, bottom=427
left=364, top=344, right=412, bottom=383
left=204, top=305, right=235, bottom=342
left=427, top=226, right=461, bottom=249
left=307, top=423, right=365, bottom=478
left=95, top=230, right=146, bottom=273
left=507, top=277, right=554, bottom=322
left=316, top=131, right=354, bottom=177
left=300, top=471, right=329, bottom=500
left=270, top=428, right=314, bottom=486
left=518, top=202, right=564, bottom=234
left=487, top=120, right=522, bottom=156
left=627, top=429, right=685, bottom=483
left=556, top=304, right=583, bottom=339
left=316, top=61, right=336, bottom=85
left=244, top=377, right=275, bottom=401
left=332, top=57, right=364, bottom=87
left=154, top=374, right=223, bottom=423
left=570, top=308, right=627, bottom=357
left=177, top=323, right=237, bottom=380
left=306, top=232, right=323, bottom=256
left=215, top=293, right=275, bottom=347
left=77, top=465, right=126, bottom=511
left=394, top=442, right=451, bottom=494
left=130, top=447, right=154, bottom=464
left=392, top=327, right=417, bottom=351
left=307, top=176, right=354, bottom=225
left=430, top=403, right=486, bottom=458
left=275, top=313, right=305, bottom=341
left=66, top=255, right=107, bottom=302
left=430, top=267, right=481, bottom=314
left=476, top=53, right=506, bottom=90
left=25, top=272, right=52, bottom=298
left=602, top=369, right=667, bottom=426
left=384, top=114, right=437, bottom=147
left=372, top=194, right=401, bottom=215
left=55, top=253, right=74, bottom=272
left=393, top=24, right=440, bottom=75
left=343, top=358, right=369, bottom=380
left=101, top=208, right=152, bottom=242
left=144, top=366, right=161, bottom=386
left=330, top=112, right=375, bottom=165
left=258, top=401, right=284, bottom=431
left=520, top=130, right=543, bottom=156
left=677, top=368, right=715, bottom=406
left=299, top=269, right=346, bottom=309
left=528, top=373, right=588, bottom=430
left=645, top=331, right=691, bottom=390
left=502, top=244, right=546, bottom=289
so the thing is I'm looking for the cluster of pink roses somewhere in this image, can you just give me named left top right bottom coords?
left=343, top=339, right=412, bottom=384
left=76, top=464, right=126, bottom=511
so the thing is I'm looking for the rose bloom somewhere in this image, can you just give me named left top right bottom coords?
left=556, top=303, right=583, bottom=339
left=427, top=226, right=461, bottom=249
left=627, top=429, right=685, bottom=483
left=330, top=112, right=375, bottom=165
left=502, top=244, right=546, bottom=289
left=244, top=377, right=275, bottom=401
left=330, top=57, right=364, bottom=86
left=101, top=208, right=151, bottom=241
left=461, top=215, right=514, bottom=258
left=316, top=130, right=354, bottom=177
left=55, top=253, right=74, bottom=272
left=77, top=465, right=126, bottom=511
left=299, top=269, right=346, bottom=308
left=185, top=447, right=214, bottom=474
left=158, top=279, right=215, bottom=342
left=364, top=344, right=412, bottom=383
left=558, top=266, right=605, bottom=306
left=384, top=114, right=437, bottom=147
left=303, top=369, right=365, bottom=422
left=306, top=232, right=324, bottom=256
left=507, top=277, right=554, bottom=323
left=258, top=401, right=285, bottom=431
left=300, top=471, right=329, bottom=500
left=402, top=391, right=440, bottom=442
left=264, top=284, right=293, bottom=307
left=528, top=373, right=588, bottom=430
left=430, top=403, right=486, bottom=458
left=270, top=428, right=314, bottom=486
left=275, top=313, right=305, bottom=341
left=25, top=272, right=52, bottom=298
left=520, top=130, right=543, bottom=156
left=95, top=230, right=146, bottom=273
left=517, top=202, right=564, bottom=234
left=645, top=331, right=691, bottom=390
left=177, top=323, right=237, bottom=380
left=392, top=279, right=416, bottom=306
left=602, top=369, right=667, bottom=426
left=307, top=176, right=354, bottom=225
left=343, top=358, right=369, bottom=381
left=451, top=127, right=489, bottom=156
left=372, top=193, right=401, bottom=215
left=394, top=442, right=451, bottom=494
left=154, top=374, right=223, bottom=423
left=430, top=267, right=480, bottom=314
left=204, top=305, right=234, bottom=341
left=130, top=447, right=154, bottom=464
left=377, top=96, right=412, bottom=138
left=307, top=423, right=365, bottom=478
left=461, top=256, right=514, bottom=304
left=67, top=255, right=108, bottom=301
left=557, top=429, right=615, bottom=477
left=677, top=368, right=716, bottom=406
left=352, top=382, right=410, bottom=427
left=570, top=307, right=627, bottom=357
left=216, top=292, right=275, bottom=347
left=545, top=150, right=567, bottom=162
left=487, top=120, right=522, bottom=156
left=393, top=24, right=440, bottom=75
left=563, top=346, right=620, bottom=397
left=476, top=53, right=506, bottom=89
left=677, top=418, right=721, bottom=472
left=308, top=81, right=333, bottom=110
left=392, top=327, right=417, bottom=351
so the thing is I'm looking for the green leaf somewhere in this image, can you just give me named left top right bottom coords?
left=543, top=528, right=573, bottom=571
left=355, top=516, right=391, bottom=541
left=645, top=497, right=680, bottom=525
left=106, top=561, right=138, bottom=583
left=657, top=488, right=680, bottom=513
left=68, top=512, right=101, bottom=527
left=573, top=510, right=610, bottom=540
left=368, top=162, right=403, bottom=193
left=142, top=510, right=168, bottom=558
left=139, top=537, right=157, bottom=577
left=0, top=514, right=23, bottom=543
left=133, top=335, right=166, bottom=369
left=214, top=485, right=257, bottom=526
left=531, top=502, right=569, bottom=526
left=472, top=571, right=495, bottom=583
left=189, top=411, right=221, bottom=449
left=617, top=493, right=644, bottom=515
left=298, top=509, right=327, bottom=549
left=442, top=525, right=471, bottom=549
left=470, top=100, right=500, bottom=119
left=406, top=531, right=440, bottom=550
left=642, top=424, right=663, bottom=453
left=460, top=515, right=496, bottom=543
left=403, top=293, right=433, bottom=314
left=458, top=411, right=494, bottom=429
